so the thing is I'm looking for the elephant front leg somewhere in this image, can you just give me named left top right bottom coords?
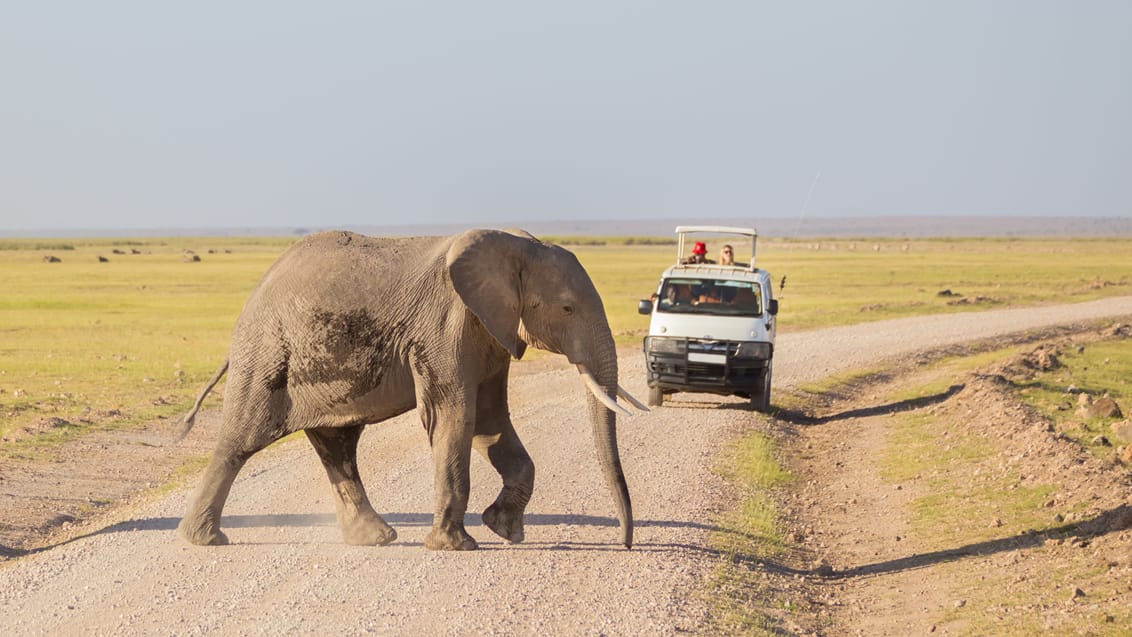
left=472, top=370, right=533, bottom=544
left=422, top=405, right=478, bottom=551
left=306, top=426, right=396, bottom=546
left=476, top=428, right=534, bottom=544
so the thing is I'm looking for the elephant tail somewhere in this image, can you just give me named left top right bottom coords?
left=175, top=358, right=229, bottom=442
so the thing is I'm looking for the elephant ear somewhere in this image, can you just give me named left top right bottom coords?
left=446, top=229, right=530, bottom=360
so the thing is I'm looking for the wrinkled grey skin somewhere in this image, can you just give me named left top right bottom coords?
left=178, top=229, right=632, bottom=550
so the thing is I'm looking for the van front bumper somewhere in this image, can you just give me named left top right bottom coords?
left=643, top=336, right=771, bottom=395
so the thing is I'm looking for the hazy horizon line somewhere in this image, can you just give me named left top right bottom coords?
left=3, top=214, right=1132, bottom=239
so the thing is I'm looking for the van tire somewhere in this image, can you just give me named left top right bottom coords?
left=648, top=385, right=664, bottom=407
left=751, top=366, right=772, bottom=413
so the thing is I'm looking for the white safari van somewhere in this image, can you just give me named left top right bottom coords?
left=638, top=226, right=778, bottom=411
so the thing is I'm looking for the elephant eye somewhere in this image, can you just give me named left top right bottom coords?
left=562, top=305, right=574, bottom=315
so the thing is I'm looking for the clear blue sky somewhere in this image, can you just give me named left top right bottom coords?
left=2, top=1, right=1130, bottom=231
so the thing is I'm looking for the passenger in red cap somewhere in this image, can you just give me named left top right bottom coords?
left=683, top=241, right=714, bottom=264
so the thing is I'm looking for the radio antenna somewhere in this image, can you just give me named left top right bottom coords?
left=792, top=170, right=823, bottom=238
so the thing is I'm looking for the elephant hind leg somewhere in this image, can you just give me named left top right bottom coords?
left=305, top=426, right=396, bottom=546
left=179, top=450, right=248, bottom=546
left=180, top=345, right=298, bottom=546
left=180, top=385, right=290, bottom=546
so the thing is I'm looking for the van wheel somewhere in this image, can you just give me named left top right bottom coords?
left=648, top=385, right=664, bottom=407
left=751, top=366, right=772, bottom=413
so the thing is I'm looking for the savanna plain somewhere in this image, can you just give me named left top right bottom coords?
left=1, top=234, right=1131, bottom=635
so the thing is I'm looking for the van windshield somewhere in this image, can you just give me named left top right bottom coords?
left=657, top=278, right=763, bottom=316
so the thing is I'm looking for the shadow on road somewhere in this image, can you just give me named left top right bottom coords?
left=773, top=383, right=965, bottom=425
left=656, top=384, right=965, bottom=419
left=1, top=512, right=728, bottom=557
left=8, top=503, right=1126, bottom=573
left=730, top=504, right=1132, bottom=580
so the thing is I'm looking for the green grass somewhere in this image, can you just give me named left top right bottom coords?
left=870, top=348, right=1131, bottom=636
left=742, top=237, right=1132, bottom=331
left=713, top=432, right=792, bottom=555
left=703, top=431, right=796, bottom=635
left=571, top=237, right=1132, bottom=341
left=3, top=234, right=1129, bottom=452
left=3, top=234, right=1129, bottom=471
left=879, top=396, right=1066, bottom=549
left=789, top=365, right=889, bottom=400
left=880, top=408, right=1016, bottom=547
left=0, top=237, right=294, bottom=442
left=1014, top=340, right=1132, bottom=452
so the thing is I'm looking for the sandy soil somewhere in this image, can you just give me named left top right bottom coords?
left=759, top=327, right=1132, bottom=635
left=1, top=296, right=1131, bottom=635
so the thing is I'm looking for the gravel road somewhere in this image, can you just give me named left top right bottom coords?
left=2, top=296, right=1131, bottom=636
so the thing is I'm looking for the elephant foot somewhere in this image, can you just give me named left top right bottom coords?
left=483, top=502, right=525, bottom=543
left=341, top=514, right=397, bottom=546
left=178, top=517, right=229, bottom=546
left=424, top=526, right=478, bottom=551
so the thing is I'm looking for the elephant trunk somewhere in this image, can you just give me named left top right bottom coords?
left=579, top=346, right=633, bottom=549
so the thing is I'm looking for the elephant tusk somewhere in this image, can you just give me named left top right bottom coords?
left=578, top=366, right=633, bottom=417
left=617, top=385, right=650, bottom=412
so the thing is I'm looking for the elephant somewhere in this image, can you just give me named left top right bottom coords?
left=176, top=229, right=644, bottom=551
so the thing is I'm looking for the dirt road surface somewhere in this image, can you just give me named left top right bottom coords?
left=2, top=296, right=1131, bottom=635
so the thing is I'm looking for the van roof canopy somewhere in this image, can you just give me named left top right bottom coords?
left=674, top=225, right=757, bottom=237
left=675, top=225, right=759, bottom=270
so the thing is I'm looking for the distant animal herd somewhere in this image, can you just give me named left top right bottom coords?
left=40, top=248, right=229, bottom=263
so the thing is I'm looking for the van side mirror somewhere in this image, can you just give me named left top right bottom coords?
left=638, top=299, right=653, bottom=315
left=768, top=299, right=779, bottom=316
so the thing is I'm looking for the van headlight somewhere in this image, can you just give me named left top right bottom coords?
left=646, top=336, right=684, bottom=354
left=736, top=342, right=771, bottom=359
